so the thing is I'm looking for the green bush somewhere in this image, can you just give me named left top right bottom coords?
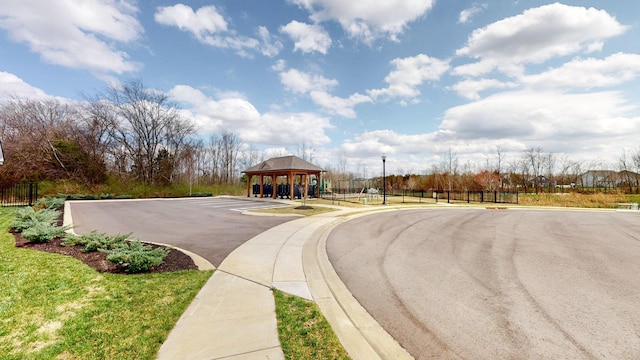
left=189, top=192, right=213, bottom=197
left=104, top=240, right=169, bottom=273
left=56, top=193, right=97, bottom=200
left=11, top=207, right=61, bottom=232
left=22, top=222, right=70, bottom=243
left=62, top=231, right=130, bottom=252
left=33, top=197, right=66, bottom=211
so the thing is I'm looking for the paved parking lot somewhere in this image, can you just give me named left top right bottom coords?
left=68, top=197, right=297, bottom=267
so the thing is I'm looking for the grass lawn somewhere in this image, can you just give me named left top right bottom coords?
left=274, top=289, right=350, bottom=360
left=517, top=192, right=640, bottom=208
left=252, top=205, right=338, bottom=216
left=0, top=207, right=212, bottom=360
left=1, top=206, right=351, bottom=360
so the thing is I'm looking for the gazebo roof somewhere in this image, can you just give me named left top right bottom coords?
left=243, top=155, right=323, bottom=174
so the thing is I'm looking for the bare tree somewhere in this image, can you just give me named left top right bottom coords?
left=94, top=79, right=194, bottom=184
left=525, top=146, right=545, bottom=193
left=544, top=152, right=556, bottom=192
left=443, top=148, right=458, bottom=191
left=0, top=98, right=103, bottom=183
left=221, top=131, right=241, bottom=184
left=239, top=144, right=260, bottom=173
left=297, top=142, right=314, bottom=162
left=618, top=149, right=638, bottom=193
left=494, top=145, right=506, bottom=188
left=338, top=153, right=348, bottom=176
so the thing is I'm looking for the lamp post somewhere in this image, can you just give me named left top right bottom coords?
left=381, top=154, right=386, bottom=205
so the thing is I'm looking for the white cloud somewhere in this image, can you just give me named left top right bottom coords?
left=276, top=66, right=371, bottom=117
left=0, top=0, right=142, bottom=73
left=342, top=130, right=433, bottom=157
left=458, top=3, right=487, bottom=24
left=454, top=3, right=628, bottom=76
left=339, top=90, right=640, bottom=171
left=451, top=52, right=640, bottom=99
left=280, top=21, right=332, bottom=54
left=288, top=0, right=435, bottom=43
left=368, top=54, right=450, bottom=101
left=0, top=72, right=50, bottom=100
left=155, top=4, right=282, bottom=58
left=451, top=78, right=518, bottom=100
left=440, top=91, right=639, bottom=145
left=257, top=26, right=284, bottom=57
left=154, top=4, right=227, bottom=38
left=309, top=91, right=371, bottom=118
left=522, top=52, right=640, bottom=90
left=168, top=85, right=333, bottom=146
left=278, top=69, right=338, bottom=94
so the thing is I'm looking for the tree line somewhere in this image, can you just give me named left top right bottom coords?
left=2, top=79, right=639, bottom=194
left=327, top=146, right=640, bottom=194
left=0, top=80, right=245, bottom=187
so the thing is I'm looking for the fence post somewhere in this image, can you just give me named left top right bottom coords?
left=28, top=183, right=33, bottom=206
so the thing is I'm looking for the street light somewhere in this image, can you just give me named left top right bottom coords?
left=381, top=154, right=386, bottom=205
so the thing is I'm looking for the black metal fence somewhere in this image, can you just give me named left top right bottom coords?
left=321, top=188, right=518, bottom=205
left=1, top=183, right=38, bottom=207
left=434, top=190, right=518, bottom=204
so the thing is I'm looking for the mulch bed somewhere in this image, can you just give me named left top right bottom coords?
left=12, top=231, right=198, bottom=274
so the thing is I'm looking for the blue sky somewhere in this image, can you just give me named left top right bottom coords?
left=1, top=1, right=640, bottom=176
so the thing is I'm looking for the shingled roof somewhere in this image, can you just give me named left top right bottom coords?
left=243, top=155, right=323, bottom=173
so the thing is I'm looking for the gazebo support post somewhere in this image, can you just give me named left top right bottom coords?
left=260, top=175, right=264, bottom=198
left=272, top=174, right=277, bottom=199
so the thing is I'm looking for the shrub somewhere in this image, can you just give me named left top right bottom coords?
left=104, top=240, right=169, bottom=273
left=62, top=231, right=130, bottom=252
left=33, top=197, right=66, bottom=211
left=189, top=192, right=213, bottom=197
left=11, top=207, right=60, bottom=232
left=22, top=222, right=71, bottom=243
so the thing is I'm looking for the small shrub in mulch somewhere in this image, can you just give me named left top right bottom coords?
left=11, top=197, right=198, bottom=274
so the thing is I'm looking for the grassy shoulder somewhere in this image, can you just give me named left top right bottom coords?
left=251, top=204, right=339, bottom=216
left=0, top=208, right=212, bottom=360
left=517, top=192, right=640, bottom=208
left=37, top=179, right=246, bottom=199
left=274, top=289, right=350, bottom=360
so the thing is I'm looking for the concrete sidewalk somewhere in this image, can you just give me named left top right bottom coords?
left=156, top=205, right=412, bottom=360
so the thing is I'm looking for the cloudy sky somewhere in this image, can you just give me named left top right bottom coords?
left=1, top=0, right=639, bottom=175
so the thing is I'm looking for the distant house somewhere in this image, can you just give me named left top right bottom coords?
left=529, top=175, right=556, bottom=189
left=580, top=170, right=640, bottom=188
left=581, top=170, right=615, bottom=188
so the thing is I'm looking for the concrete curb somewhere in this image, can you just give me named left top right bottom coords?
left=303, top=210, right=414, bottom=360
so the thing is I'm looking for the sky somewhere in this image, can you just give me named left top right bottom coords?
left=1, top=0, right=639, bottom=176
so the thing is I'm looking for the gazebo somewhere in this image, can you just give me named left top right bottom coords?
left=243, top=155, right=323, bottom=199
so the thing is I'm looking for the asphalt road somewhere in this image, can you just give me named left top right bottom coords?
left=68, top=197, right=297, bottom=267
left=327, top=208, right=640, bottom=359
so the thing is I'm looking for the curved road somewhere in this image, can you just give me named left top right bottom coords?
left=327, top=208, right=640, bottom=359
